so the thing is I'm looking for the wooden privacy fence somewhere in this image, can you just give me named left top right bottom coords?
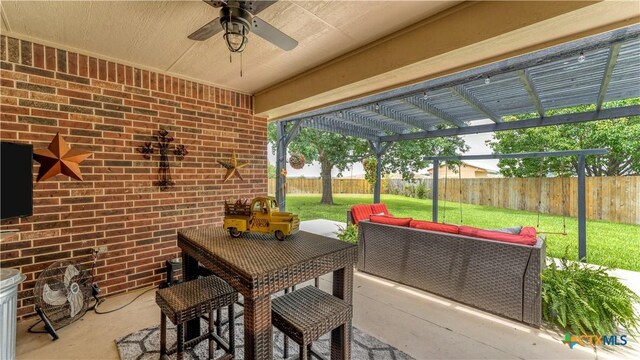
left=390, top=176, right=640, bottom=225
left=269, top=177, right=639, bottom=224
left=268, top=178, right=383, bottom=195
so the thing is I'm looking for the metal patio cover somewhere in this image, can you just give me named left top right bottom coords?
left=277, top=25, right=640, bottom=142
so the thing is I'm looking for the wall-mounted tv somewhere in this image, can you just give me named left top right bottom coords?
left=1, top=141, right=33, bottom=220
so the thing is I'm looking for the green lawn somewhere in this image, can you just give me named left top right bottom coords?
left=286, top=194, right=640, bottom=272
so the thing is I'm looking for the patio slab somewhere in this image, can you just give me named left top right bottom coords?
left=14, top=220, right=640, bottom=359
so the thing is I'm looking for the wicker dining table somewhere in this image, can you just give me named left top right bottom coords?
left=177, top=227, right=357, bottom=360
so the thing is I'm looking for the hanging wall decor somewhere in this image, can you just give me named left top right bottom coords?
left=138, top=129, right=188, bottom=190
left=217, top=151, right=248, bottom=182
left=33, top=132, right=92, bottom=182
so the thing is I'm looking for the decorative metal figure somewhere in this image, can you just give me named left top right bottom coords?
left=138, top=130, right=187, bottom=191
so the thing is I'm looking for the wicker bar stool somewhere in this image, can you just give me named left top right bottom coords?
left=273, top=286, right=352, bottom=359
left=156, top=275, right=238, bottom=360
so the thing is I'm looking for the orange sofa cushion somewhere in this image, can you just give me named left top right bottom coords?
left=410, top=220, right=459, bottom=234
left=459, top=226, right=537, bottom=246
left=369, top=215, right=412, bottom=227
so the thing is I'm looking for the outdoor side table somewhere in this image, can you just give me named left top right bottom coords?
left=177, top=227, right=357, bottom=360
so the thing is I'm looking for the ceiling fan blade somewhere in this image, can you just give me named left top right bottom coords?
left=203, top=0, right=227, bottom=8
left=188, top=18, right=222, bottom=41
left=251, top=16, right=298, bottom=51
left=244, top=1, right=277, bottom=15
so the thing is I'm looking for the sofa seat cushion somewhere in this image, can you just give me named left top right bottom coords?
left=369, top=215, right=412, bottom=227
left=410, top=220, right=459, bottom=234
left=351, top=204, right=374, bottom=225
left=459, top=226, right=537, bottom=245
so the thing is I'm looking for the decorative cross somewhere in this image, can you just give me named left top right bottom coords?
left=138, top=129, right=188, bottom=190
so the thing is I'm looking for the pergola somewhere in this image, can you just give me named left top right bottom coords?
left=274, top=25, right=640, bottom=210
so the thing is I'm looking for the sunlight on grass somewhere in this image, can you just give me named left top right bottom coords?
left=287, top=194, right=640, bottom=272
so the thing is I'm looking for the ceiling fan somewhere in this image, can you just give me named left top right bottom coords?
left=188, top=0, right=298, bottom=53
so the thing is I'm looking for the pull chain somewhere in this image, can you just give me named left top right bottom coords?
left=240, top=52, right=243, bottom=77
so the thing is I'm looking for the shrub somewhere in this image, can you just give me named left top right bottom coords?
left=403, top=184, right=416, bottom=198
left=336, top=224, right=358, bottom=244
left=416, top=182, right=427, bottom=199
left=542, top=255, right=640, bottom=336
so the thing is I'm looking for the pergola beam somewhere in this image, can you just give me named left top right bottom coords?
left=517, top=69, right=545, bottom=118
left=596, top=44, right=622, bottom=111
left=301, top=117, right=380, bottom=142
left=364, top=103, right=432, bottom=131
left=380, top=105, right=640, bottom=142
left=344, top=110, right=408, bottom=134
left=404, top=97, right=468, bottom=128
left=449, top=85, right=502, bottom=123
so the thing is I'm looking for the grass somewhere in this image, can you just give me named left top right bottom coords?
left=286, top=194, right=640, bottom=272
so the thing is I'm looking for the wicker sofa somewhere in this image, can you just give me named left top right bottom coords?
left=356, top=219, right=545, bottom=327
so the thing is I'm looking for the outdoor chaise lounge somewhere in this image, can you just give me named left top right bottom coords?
left=349, top=204, right=545, bottom=327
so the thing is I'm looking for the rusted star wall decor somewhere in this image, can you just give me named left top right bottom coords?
left=137, top=129, right=188, bottom=190
left=217, top=152, right=248, bottom=182
left=33, top=132, right=92, bottom=182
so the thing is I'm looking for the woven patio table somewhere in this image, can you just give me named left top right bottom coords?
left=177, top=227, right=357, bottom=360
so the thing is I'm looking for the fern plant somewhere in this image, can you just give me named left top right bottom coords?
left=336, top=224, right=358, bottom=244
left=542, top=255, right=640, bottom=336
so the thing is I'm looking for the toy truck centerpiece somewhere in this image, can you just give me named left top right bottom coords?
left=223, top=197, right=300, bottom=241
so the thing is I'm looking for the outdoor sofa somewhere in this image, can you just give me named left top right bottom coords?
left=348, top=204, right=545, bottom=327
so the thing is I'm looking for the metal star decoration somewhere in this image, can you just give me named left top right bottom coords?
left=217, top=151, right=248, bottom=182
left=33, top=132, right=92, bottom=182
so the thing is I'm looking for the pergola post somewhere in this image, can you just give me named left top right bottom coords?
left=369, top=140, right=389, bottom=204
left=275, top=120, right=302, bottom=212
left=275, top=121, right=287, bottom=211
left=577, top=154, right=587, bottom=261
left=432, top=160, right=439, bottom=222
left=374, top=152, right=382, bottom=204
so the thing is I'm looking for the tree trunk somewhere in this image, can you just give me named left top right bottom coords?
left=320, top=158, right=334, bottom=205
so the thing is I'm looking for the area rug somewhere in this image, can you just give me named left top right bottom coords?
left=115, top=304, right=414, bottom=360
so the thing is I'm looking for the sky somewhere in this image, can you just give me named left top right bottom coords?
left=267, top=132, right=500, bottom=178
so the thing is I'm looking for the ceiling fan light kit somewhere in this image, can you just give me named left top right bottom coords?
left=221, top=5, right=251, bottom=53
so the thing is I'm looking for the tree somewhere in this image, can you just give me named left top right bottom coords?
left=268, top=124, right=369, bottom=205
left=487, top=100, right=640, bottom=177
left=267, top=163, right=276, bottom=179
left=381, top=137, right=468, bottom=181
left=269, top=123, right=468, bottom=204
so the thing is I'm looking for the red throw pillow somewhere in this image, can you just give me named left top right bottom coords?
left=519, top=227, right=537, bottom=239
left=351, top=204, right=374, bottom=225
left=410, top=220, right=459, bottom=234
left=369, top=215, right=412, bottom=227
left=370, top=203, right=390, bottom=216
left=459, top=226, right=537, bottom=246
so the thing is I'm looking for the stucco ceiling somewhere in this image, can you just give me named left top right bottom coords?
left=0, top=0, right=461, bottom=94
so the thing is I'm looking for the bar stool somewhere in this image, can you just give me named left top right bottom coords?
left=156, top=275, right=238, bottom=360
left=273, top=286, right=352, bottom=359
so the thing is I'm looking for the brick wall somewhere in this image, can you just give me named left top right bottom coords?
left=0, top=35, right=268, bottom=317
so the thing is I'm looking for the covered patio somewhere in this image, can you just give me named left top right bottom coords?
left=1, top=1, right=639, bottom=360
left=14, top=220, right=640, bottom=360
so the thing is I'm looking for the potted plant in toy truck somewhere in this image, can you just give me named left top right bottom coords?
left=223, top=197, right=300, bottom=240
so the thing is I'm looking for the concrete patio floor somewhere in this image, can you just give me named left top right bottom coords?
left=15, top=220, right=640, bottom=360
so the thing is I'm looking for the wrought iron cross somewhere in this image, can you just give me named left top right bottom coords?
left=138, top=129, right=188, bottom=190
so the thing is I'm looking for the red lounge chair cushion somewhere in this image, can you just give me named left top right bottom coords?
left=459, top=226, right=537, bottom=245
left=410, top=220, right=459, bottom=234
left=369, top=215, right=412, bottom=227
left=351, top=204, right=374, bottom=225
left=370, top=203, right=391, bottom=216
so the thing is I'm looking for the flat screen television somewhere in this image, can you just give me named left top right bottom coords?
left=1, top=141, right=33, bottom=220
